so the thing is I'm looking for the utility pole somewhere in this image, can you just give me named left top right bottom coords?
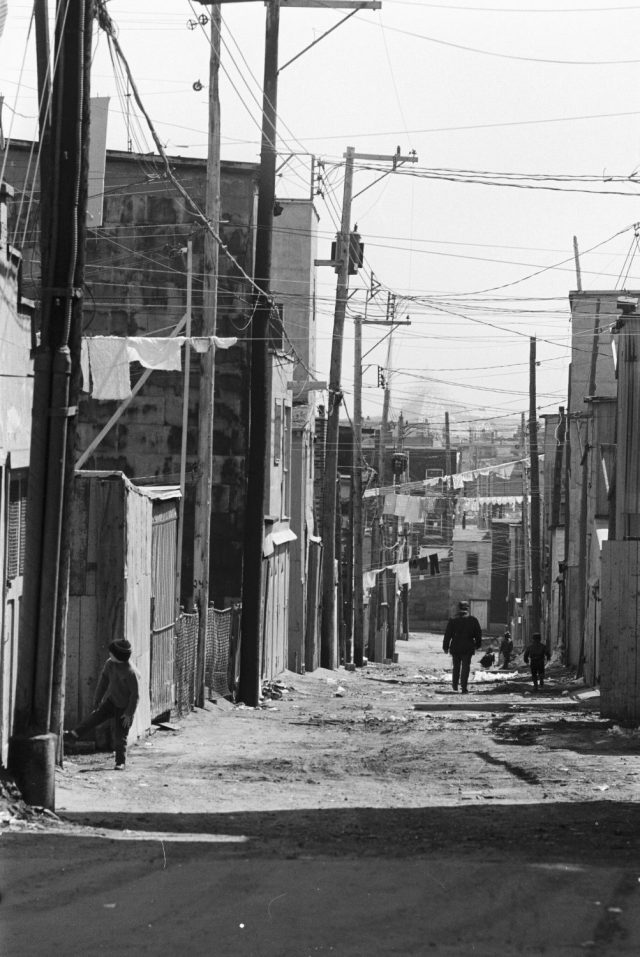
left=193, top=6, right=221, bottom=707
left=177, top=240, right=194, bottom=618
left=573, top=236, right=582, bottom=292
left=228, top=0, right=381, bottom=702
left=360, top=292, right=411, bottom=661
left=444, top=411, right=453, bottom=545
left=352, top=314, right=364, bottom=666
left=521, top=412, right=530, bottom=645
left=576, top=303, right=600, bottom=675
left=372, top=321, right=394, bottom=662
left=529, top=337, right=542, bottom=634
left=10, top=0, right=93, bottom=809
left=34, top=1, right=52, bottom=275
left=320, top=145, right=416, bottom=668
left=551, top=406, right=566, bottom=529
left=239, top=1, right=280, bottom=705
left=320, top=146, right=355, bottom=669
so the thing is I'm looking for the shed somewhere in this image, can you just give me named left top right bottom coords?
left=66, top=471, right=180, bottom=750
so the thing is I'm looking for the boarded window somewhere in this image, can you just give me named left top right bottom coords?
left=7, top=472, right=28, bottom=580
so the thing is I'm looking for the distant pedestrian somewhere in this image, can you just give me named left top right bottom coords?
left=523, top=632, right=550, bottom=691
left=443, top=601, right=483, bottom=694
left=499, top=630, right=514, bottom=669
left=64, top=639, right=140, bottom=770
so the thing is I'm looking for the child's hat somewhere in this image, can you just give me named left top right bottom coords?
left=109, top=638, right=132, bottom=661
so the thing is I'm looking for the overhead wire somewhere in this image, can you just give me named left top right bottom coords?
left=358, top=17, right=640, bottom=66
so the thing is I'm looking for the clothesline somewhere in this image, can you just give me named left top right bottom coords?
left=363, top=561, right=411, bottom=593
left=456, top=495, right=523, bottom=509
left=81, top=335, right=238, bottom=400
left=363, top=454, right=542, bottom=499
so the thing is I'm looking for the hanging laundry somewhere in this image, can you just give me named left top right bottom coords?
left=87, top=336, right=131, bottom=400
left=404, top=496, right=422, bottom=524
left=363, top=570, right=378, bottom=592
left=80, top=339, right=91, bottom=393
left=383, top=492, right=397, bottom=515
left=393, top=561, right=411, bottom=589
left=126, top=336, right=183, bottom=371
left=395, top=494, right=410, bottom=518
left=494, top=462, right=515, bottom=480
left=190, top=335, right=238, bottom=352
left=452, top=473, right=465, bottom=490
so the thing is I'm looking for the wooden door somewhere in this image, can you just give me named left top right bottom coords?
left=149, top=500, right=177, bottom=718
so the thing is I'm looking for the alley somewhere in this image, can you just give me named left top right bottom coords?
left=3, top=632, right=640, bottom=956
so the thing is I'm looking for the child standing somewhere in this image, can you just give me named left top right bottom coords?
left=499, top=630, right=514, bottom=669
left=523, top=632, right=550, bottom=691
left=64, top=638, right=140, bottom=770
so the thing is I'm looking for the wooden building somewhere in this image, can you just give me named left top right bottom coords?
left=450, top=526, right=492, bottom=630
left=563, top=292, right=617, bottom=670
left=5, top=140, right=320, bottom=688
left=601, top=309, right=640, bottom=722
left=67, top=472, right=180, bottom=748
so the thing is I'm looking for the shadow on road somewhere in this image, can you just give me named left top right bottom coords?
left=53, top=800, right=640, bottom=864
left=6, top=802, right=640, bottom=957
left=491, top=715, right=640, bottom=755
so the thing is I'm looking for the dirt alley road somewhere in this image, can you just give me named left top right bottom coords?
left=4, top=631, right=640, bottom=956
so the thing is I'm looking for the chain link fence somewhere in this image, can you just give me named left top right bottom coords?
left=175, top=604, right=240, bottom=715
left=205, top=606, right=234, bottom=699
left=175, top=610, right=199, bottom=717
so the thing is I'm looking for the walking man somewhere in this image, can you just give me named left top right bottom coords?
left=443, top=600, right=483, bottom=694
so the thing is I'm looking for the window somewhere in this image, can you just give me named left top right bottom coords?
left=282, top=404, right=291, bottom=517
left=273, top=399, right=282, bottom=465
left=465, top=551, right=479, bottom=575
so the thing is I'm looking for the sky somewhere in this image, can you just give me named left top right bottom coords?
left=3, top=1, right=640, bottom=441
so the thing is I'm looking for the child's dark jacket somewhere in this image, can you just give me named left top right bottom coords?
left=523, top=640, right=550, bottom=664
left=94, top=658, right=141, bottom=718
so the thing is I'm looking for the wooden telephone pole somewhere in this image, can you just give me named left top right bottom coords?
left=238, top=0, right=381, bottom=701
left=239, top=0, right=280, bottom=706
left=193, top=5, right=221, bottom=707
left=320, top=151, right=417, bottom=669
left=319, top=147, right=355, bottom=669
left=10, top=0, right=93, bottom=809
left=354, top=297, right=410, bottom=665
left=352, top=313, right=364, bottom=666
left=529, top=337, right=542, bottom=634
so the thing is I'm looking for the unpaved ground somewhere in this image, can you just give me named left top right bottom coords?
left=51, top=631, right=640, bottom=823
left=4, top=631, right=640, bottom=956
